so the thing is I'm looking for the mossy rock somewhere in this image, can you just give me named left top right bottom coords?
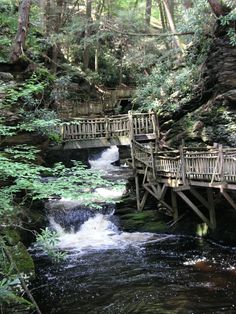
left=7, top=242, right=35, bottom=279
left=1, top=228, right=21, bottom=246
left=119, top=210, right=168, bottom=233
left=139, top=221, right=167, bottom=233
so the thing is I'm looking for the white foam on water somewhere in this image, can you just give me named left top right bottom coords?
left=50, top=214, right=170, bottom=254
left=95, top=187, right=125, bottom=199
left=89, top=146, right=119, bottom=170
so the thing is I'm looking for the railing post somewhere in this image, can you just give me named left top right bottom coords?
left=180, top=144, right=187, bottom=186
left=130, top=139, right=141, bottom=211
left=151, top=111, right=160, bottom=151
left=128, top=110, right=134, bottom=141
left=60, top=124, right=64, bottom=141
left=150, top=144, right=156, bottom=180
left=105, top=115, right=109, bottom=139
left=219, top=144, right=224, bottom=184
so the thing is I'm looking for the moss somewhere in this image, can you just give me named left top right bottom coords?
left=121, top=211, right=154, bottom=221
left=7, top=242, right=35, bottom=279
left=139, top=221, right=167, bottom=233
left=119, top=210, right=168, bottom=233
left=2, top=228, right=21, bottom=246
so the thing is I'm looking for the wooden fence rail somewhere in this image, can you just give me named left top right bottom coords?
left=60, top=112, right=157, bottom=141
left=132, top=140, right=236, bottom=185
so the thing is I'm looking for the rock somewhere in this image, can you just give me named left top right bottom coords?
left=2, top=228, right=21, bottom=246
left=222, top=89, right=236, bottom=102
left=119, top=210, right=168, bottom=233
left=0, top=109, right=22, bottom=125
left=0, top=72, right=14, bottom=81
left=3, top=132, right=48, bottom=147
left=7, top=242, right=35, bottom=279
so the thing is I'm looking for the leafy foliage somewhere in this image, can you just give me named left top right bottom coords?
left=0, top=145, right=117, bottom=216
left=0, top=276, right=32, bottom=307
left=220, top=8, right=236, bottom=46
left=36, top=227, right=66, bottom=262
left=134, top=0, right=213, bottom=115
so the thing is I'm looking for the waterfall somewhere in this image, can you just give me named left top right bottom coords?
left=49, top=213, right=166, bottom=254
left=89, top=146, right=119, bottom=170
left=43, top=145, right=169, bottom=255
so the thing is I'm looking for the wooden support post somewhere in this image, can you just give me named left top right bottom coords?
left=207, top=188, right=216, bottom=229
left=219, top=144, right=224, bottom=183
left=149, top=183, right=167, bottom=200
left=221, top=190, right=236, bottom=210
left=177, top=191, right=212, bottom=228
left=171, top=189, right=178, bottom=221
left=179, top=145, right=187, bottom=186
left=128, top=111, right=134, bottom=141
left=190, top=187, right=211, bottom=211
left=151, top=111, right=160, bottom=151
left=143, top=185, right=174, bottom=214
left=60, top=124, right=64, bottom=140
left=135, top=171, right=141, bottom=211
left=130, top=137, right=141, bottom=211
left=150, top=145, right=156, bottom=180
left=140, top=190, right=149, bottom=211
left=105, top=116, right=109, bottom=139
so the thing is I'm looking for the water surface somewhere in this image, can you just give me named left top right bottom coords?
left=31, top=147, right=236, bottom=314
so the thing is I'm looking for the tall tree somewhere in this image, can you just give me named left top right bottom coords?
left=83, top=0, right=93, bottom=70
left=10, top=0, right=32, bottom=63
left=145, top=0, right=152, bottom=25
left=162, top=0, right=182, bottom=50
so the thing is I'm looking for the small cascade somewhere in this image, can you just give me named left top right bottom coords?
left=89, top=146, right=119, bottom=170
left=42, top=144, right=163, bottom=254
left=49, top=212, right=166, bottom=253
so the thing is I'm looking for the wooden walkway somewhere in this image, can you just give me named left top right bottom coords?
left=57, top=111, right=236, bottom=228
left=59, top=112, right=158, bottom=149
left=131, top=140, right=236, bottom=229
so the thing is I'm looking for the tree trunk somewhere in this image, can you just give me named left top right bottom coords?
left=51, top=0, right=64, bottom=73
left=145, top=0, right=152, bottom=26
left=183, top=0, right=193, bottom=9
left=207, top=0, right=227, bottom=17
left=158, top=0, right=167, bottom=31
left=83, top=0, right=92, bottom=70
left=162, top=0, right=182, bottom=50
left=166, top=0, right=174, bottom=19
left=10, top=0, right=32, bottom=63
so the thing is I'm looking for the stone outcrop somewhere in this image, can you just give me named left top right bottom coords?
left=166, top=29, right=236, bottom=147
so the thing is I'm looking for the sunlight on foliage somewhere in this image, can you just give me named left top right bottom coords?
left=36, top=227, right=67, bottom=262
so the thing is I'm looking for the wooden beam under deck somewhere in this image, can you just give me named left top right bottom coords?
left=176, top=191, right=213, bottom=229
left=221, top=190, right=236, bottom=210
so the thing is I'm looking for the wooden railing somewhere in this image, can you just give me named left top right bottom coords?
left=132, top=140, right=236, bottom=184
left=60, top=112, right=157, bottom=141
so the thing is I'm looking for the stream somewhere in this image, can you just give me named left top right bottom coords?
left=31, top=147, right=236, bottom=314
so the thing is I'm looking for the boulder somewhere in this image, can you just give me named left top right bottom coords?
left=0, top=72, right=14, bottom=82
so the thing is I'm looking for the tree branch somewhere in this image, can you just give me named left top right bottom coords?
left=104, top=24, right=194, bottom=37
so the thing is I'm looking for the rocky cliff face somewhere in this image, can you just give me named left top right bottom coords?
left=166, top=28, right=236, bottom=148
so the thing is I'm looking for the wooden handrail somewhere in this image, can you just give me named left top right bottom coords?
left=133, top=140, right=236, bottom=184
left=60, top=112, right=156, bottom=141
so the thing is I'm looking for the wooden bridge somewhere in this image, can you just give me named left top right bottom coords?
left=56, top=111, right=236, bottom=228
left=59, top=112, right=159, bottom=149
left=131, top=140, right=236, bottom=229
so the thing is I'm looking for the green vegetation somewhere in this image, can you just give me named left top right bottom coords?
left=0, top=0, right=235, bottom=311
left=36, top=227, right=67, bottom=262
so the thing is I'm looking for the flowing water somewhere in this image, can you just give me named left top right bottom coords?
left=31, top=147, right=236, bottom=314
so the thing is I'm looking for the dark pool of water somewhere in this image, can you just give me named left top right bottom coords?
left=31, top=236, right=236, bottom=314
